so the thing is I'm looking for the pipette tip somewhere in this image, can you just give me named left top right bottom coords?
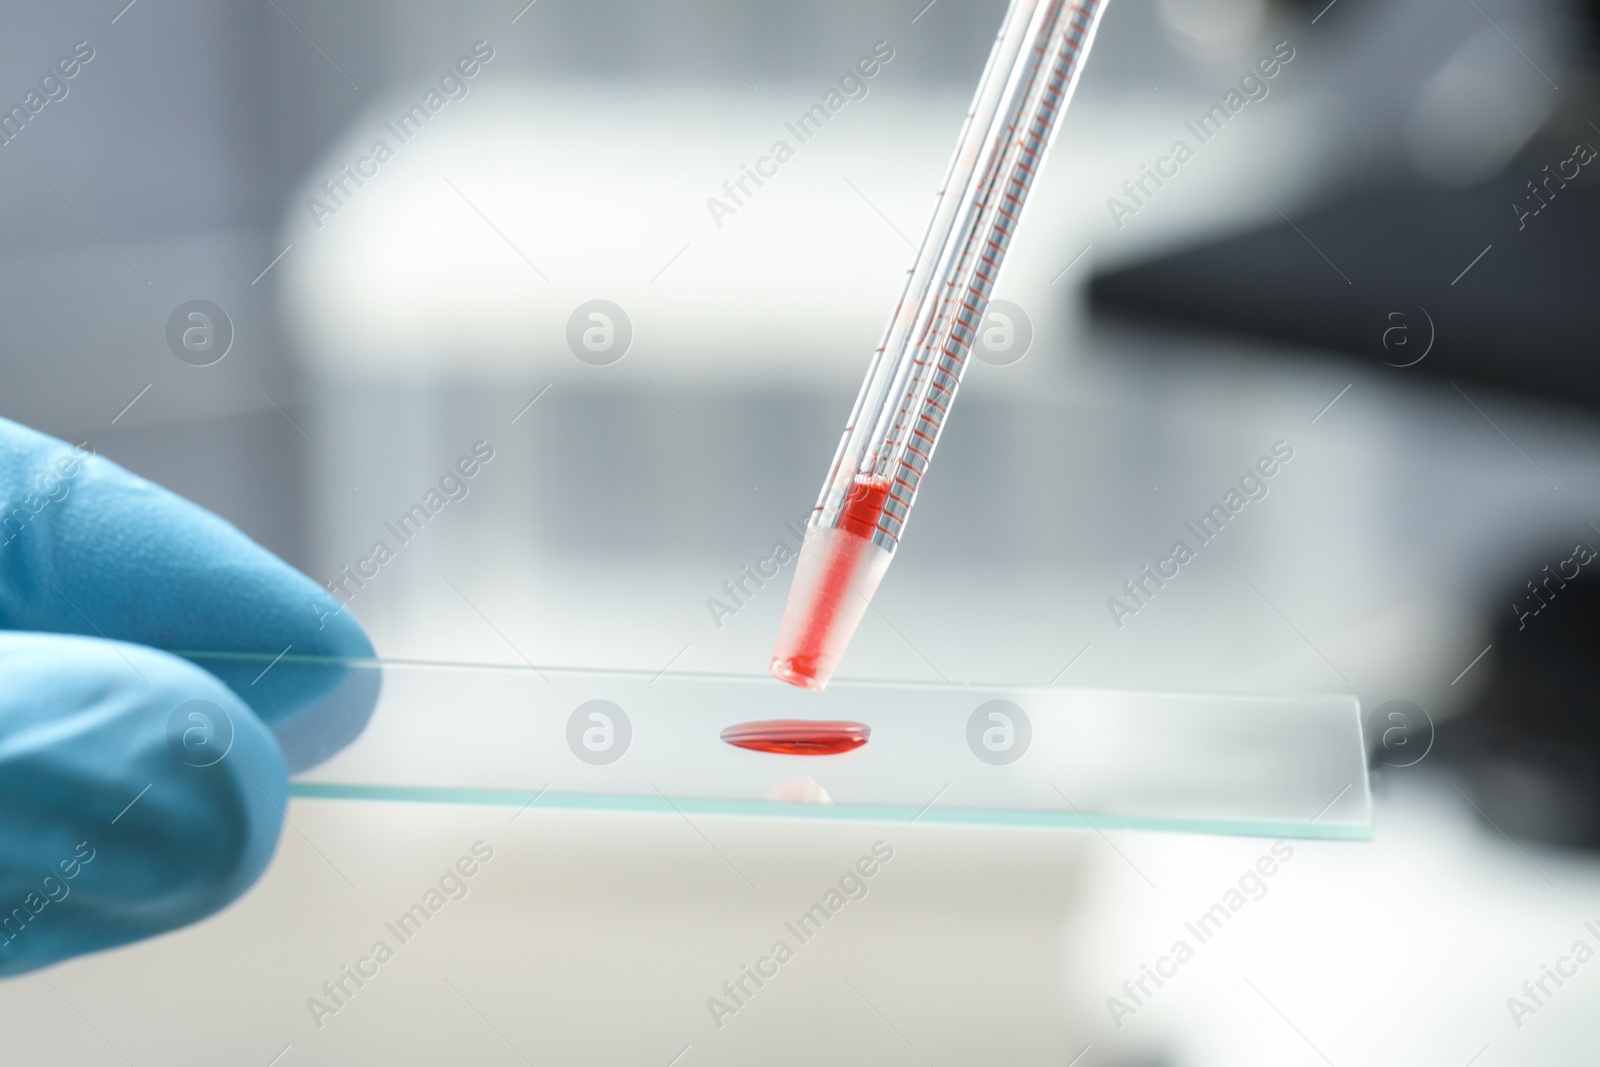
left=769, top=524, right=892, bottom=691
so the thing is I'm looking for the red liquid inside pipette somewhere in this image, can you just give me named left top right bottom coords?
left=721, top=719, right=871, bottom=755
left=836, top=476, right=890, bottom=540
left=770, top=476, right=892, bottom=690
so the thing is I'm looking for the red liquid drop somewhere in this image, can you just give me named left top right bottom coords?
left=720, top=719, right=871, bottom=756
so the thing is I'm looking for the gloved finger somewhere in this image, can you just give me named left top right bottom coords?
left=0, top=632, right=285, bottom=979
left=0, top=417, right=377, bottom=771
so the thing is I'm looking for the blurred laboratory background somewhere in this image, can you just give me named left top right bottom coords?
left=4, top=0, right=1600, bottom=1062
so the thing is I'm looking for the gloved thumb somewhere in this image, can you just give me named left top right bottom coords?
left=0, top=632, right=285, bottom=979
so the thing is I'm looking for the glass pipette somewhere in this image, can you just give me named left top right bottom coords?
left=771, top=0, right=1110, bottom=690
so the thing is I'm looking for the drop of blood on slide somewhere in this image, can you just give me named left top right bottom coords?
left=720, top=719, right=871, bottom=755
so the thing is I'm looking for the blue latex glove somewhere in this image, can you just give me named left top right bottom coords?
left=0, top=417, right=377, bottom=978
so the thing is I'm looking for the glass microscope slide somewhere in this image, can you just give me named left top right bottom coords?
left=182, top=654, right=1370, bottom=840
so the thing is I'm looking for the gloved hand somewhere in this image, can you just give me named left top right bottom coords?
left=0, top=417, right=377, bottom=979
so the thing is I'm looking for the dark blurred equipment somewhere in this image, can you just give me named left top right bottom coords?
left=1091, top=0, right=1600, bottom=404
left=1087, top=0, right=1600, bottom=848
left=1090, top=127, right=1600, bottom=404
left=1440, top=556, right=1600, bottom=848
